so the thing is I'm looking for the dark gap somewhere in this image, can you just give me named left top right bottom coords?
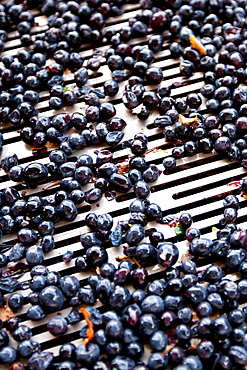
left=4, top=175, right=57, bottom=192
left=106, top=14, right=141, bottom=28
left=41, top=232, right=128, bottom=268
left=17, top=256, right=247, bottom=343
left=40, top=251, right=85, bottom=270
left=161, top=72, right=181, bottom=82
left=161, top=62, right=180, bottom=72
left=14, top=72, right=204, bottom=120
left=145, top=131, right=164, bottom=142
left=0, top=61, right=203, bottom=123
left=40, top=331, right=81, bottom=350
left=19, top=150, right=49, bottom=163
left=192, top=254, right=225, bottom=268
left=0, top=152, right=227, bottom=205
left=88, top=72, right=103, bottom=79
left=197, top=210, right=247, bottom=237
left=53, top=209, right=89, bottom=234
left=115, top=191, right=134, bottom=202
left=171, top=154, right=228, bottom=171
left=173, top=88, right=202, bottom=99
left=101, top=98, right=123, bottom=106
left=163, top=189, right=240, bottom=218
left=146, top=122, right=163, bottom=130
left=36, top=94, right=49, bottom=103
left=3, top=202, right=129, bottom=255
left=3, top=136, right=23, bottom=146
left=55, top=235, right=83, bottom=249
left=199, top=202, right=247, bottom=227
left=1, top=123, right=26, bottom=134
left=10, top=195, right=247, bottom=318
left=92, top=74, right=131, bottom=88
left=109, top=206, right=129, bottom=218
left=74, top=37, right=170, bottom=63
left=37, top=83, right=123, bottom=114
left=173, top=165, right=242, bottom=200
left=193, top=206, right=224, bottom=224
left=112, top=153, right=129, bottom=163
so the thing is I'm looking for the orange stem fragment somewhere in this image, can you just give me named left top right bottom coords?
left=146, top=147, right=164, bottom=154
left=189, top=35, right=207, bottom=55
left=178, top=114, right=200, bottom=126
left=81, top=307, right=94, bottom=346
left=115, top=256, right=129, bottom=261
left=117, top=162, right=130, bottom=175
left=43, top=181, right=60, bottom=191
left=132, top=257, right=141, bottom=267
left=116, top=256, right=141, bottom=267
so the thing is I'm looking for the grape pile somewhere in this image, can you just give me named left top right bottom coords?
left=0, top=0, right=247, bottom=369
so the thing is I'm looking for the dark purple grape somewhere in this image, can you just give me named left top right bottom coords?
left=168, top=346, right=185, bottom=364
left=229, top=346, right=247, bottom=366
left=148, top=34, right=164, bottom=52
left=179, top=212, right=193, bottom=228
left=125, top=224, right=145, bottom=246
left=196, top=340, right=215, bottom=359
left=12, top=325, right=32, bottom=342
left=190, top=238, right=213, bottom=256
left=17, top=340, right=41, bottom=359
left=27, top=352, right=53, bottom=370
left=86, top=245, right=108, bottom=267
left=74, top=67, right=89, bottom=87
left=0, top=347, right=17, bottom=365
left=24, top=163, right=48, bottom=184
left=59, top=200, right=77, bottom=221
left=39, top=285, right=64, bottom=312
left=157, top=242, right=179, bottom=268
left=141, top=295, right=164, bottom=314
left=47, top=317, right=68, bottom=337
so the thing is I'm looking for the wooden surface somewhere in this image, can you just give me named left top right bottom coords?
left=1, top=1, right=247, bottom=362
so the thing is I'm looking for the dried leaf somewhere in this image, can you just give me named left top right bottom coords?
left=0, top=304, right=14, bottom=322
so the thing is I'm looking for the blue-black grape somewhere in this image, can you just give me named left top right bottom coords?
left=47, top=317, right=68, bottom=337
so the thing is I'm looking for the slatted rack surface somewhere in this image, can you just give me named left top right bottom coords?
left=1, top=0, right=247, bottom=366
